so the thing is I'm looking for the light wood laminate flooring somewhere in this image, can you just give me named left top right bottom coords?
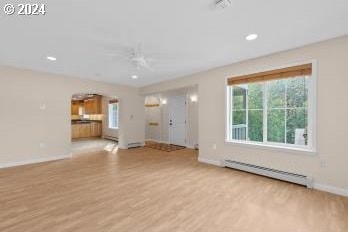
left=0, top=148, right=347, bottom=232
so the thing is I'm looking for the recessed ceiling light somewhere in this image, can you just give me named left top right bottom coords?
left=246, top=34, right=258, bottom=41
left=131, top=75, right=138, bottom=79
left=46, top=56, right=57, bottom=61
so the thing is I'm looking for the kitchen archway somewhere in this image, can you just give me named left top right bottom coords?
left=70, top=93, right=119, bottom=155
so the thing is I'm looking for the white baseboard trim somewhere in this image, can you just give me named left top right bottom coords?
left=198, top=157, right=224, bottom=167
left=0, top=154, right=72, bottom=169
left=198, top=157, right=348, bottom=197
left=313, top=183, right=348, bottom=197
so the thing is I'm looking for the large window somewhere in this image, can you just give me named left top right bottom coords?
left=108, top=101, right=119, bottom=129
left=227, top=63, right=315, bottom=151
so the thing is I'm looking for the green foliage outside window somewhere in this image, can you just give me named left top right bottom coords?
left=231, top=76, right=308, bottom=145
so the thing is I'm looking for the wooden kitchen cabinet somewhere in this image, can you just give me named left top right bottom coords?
left=80, top=124, right=90, bottom=137
left=96, top=123, right=102, bottom=136
left=84, top=99, right=93, bottom=114
left=84, top=95, right=102, bottom=114
left=71, top=123, right=90, bottom=139
left=71, top=95, right=101, bottom=116
left=71, top=124, right=79, bottom=139
left=71, top=122, right=102, bottom=139
left=90, top=122, right=102, bottom=137
left=71, top=101, right=81, bottom=115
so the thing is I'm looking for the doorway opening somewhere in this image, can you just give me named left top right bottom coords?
left=70, top=93, right=119, bottom=154
left=144, top=85, right=198, bottom=151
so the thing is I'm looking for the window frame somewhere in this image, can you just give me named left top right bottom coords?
left=108, top=102, right=119, bottom=130
left=225, top=60, right=317, bottom=154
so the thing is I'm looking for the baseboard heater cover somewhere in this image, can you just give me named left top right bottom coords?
left=103, top=136, right=118, bottom=142
left=127, top=142, right=143, bottom=149
left=224, top=160, right=313, bottom=188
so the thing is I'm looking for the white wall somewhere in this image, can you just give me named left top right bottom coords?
left=0, top=66, right=145, bottom=165
left=141, top=36, right=348, bottom=194
left=187, top=87, right=199, bottom=148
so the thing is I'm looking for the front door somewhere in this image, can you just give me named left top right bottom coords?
left=169, top=96, right=186, bottom=146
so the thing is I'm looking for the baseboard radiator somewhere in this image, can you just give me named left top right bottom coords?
left=127, top=142, right=143, bottom=149
left=103, top=136, right=118, bottom=142
left=224, top=160, right=313, bottom=188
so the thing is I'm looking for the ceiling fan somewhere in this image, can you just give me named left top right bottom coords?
left=100, top=43, right=155, bottom=71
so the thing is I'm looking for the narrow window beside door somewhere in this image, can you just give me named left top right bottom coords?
left=108, top=101, right=119, bottom=129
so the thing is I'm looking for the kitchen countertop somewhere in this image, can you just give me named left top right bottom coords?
left=71, top=120, right=102, bottom=124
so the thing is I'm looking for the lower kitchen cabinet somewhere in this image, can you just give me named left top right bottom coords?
left=72, top=124, right=79, bottom=139
left=90, top=122, right=102, bottom=137
left=72, top=122, right=102, bottom=139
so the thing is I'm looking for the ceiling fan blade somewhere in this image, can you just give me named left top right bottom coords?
left=90, top=34, right=159, bottom=71
left=142, top=60, right=154, bottom=72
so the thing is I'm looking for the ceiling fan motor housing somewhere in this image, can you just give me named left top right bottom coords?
left=215, top=0, right=232, bottom=9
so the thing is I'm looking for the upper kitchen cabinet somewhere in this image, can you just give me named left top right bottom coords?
left=84, top=95, right=102, bottom=114
left=71, top=101, right=81, bottom=115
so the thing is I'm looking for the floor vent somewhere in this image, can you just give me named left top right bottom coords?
left=224, top=160, right=313, bottom=188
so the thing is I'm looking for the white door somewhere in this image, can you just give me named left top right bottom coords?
left=169, top=96, right=186, bottom=146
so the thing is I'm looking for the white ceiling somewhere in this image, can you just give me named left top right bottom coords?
left=0, top=0, right=347, bottom=87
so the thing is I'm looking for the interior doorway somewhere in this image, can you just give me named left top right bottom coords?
left=144, top=85, right=198, bottom=150
left=169, top=95, right=187, bottom=146
left=70, top=93, right=119, bottom=154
